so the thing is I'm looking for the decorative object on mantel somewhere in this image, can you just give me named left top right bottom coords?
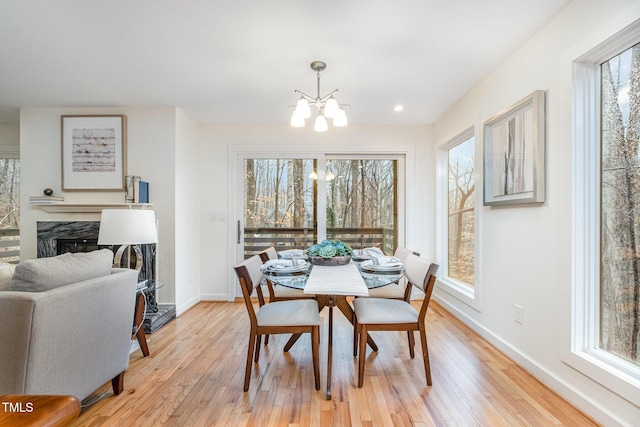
left=290, top=61, right=349, bottom=131
left=135, top=180, right=149, bottom=203
left=125, top=175, right=136, bottom=203
left=61, top=115, right=127, bottom=191
left=125, top=175, right=149, bottom=203
left=306, top=239, right=353, bottom=266
left=29, top=188, right=64, bottom=204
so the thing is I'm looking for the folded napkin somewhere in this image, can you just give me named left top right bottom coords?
left=278, top=249, right=306, bottom=258
left=362, top=247, right=386, bottom=259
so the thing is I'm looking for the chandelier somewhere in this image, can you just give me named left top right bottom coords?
left=290, top=61, right=348, bottom=131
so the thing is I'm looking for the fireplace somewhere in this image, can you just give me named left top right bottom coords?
left=36, top=221, right=174, bottom=333
left=37, top=221, right=155, bottom=282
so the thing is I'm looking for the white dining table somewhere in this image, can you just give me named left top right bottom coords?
left=304, top=262, right=369, bottom=399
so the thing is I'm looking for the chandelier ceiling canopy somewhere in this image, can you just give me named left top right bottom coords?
left=290, top=61, right=348, bottom=132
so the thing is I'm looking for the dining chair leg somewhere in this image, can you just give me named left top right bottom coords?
left=353, top=313, right=358, bottom=357
left=244, top=331, right=257, bottom=392
left=254, top=334, right=262, bottom=362
left=419, top=326, right=432, bottom=386
left=357, top=323, right=367, bottom=388
left=312, top=326, right=320, bottom=390
left=265, top=334, right=270, bottom=345
left=407, top=330, right=415, bottom=358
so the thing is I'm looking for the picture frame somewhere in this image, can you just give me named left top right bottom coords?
left=61, top=115, right=127, bottom=191
left=482, top=90, right=545, bottom=206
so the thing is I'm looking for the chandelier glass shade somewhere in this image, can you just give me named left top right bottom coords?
left=291, top=61, right=348, bottom=131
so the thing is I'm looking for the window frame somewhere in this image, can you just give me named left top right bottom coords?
left=569, top=21, right=640, bottom=407
left=436, top=126, right=481, bottom=310
left=0, top=148, right=20, bottom=263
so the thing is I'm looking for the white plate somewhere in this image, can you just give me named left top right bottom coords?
left=269, top=262, right=309, bottom=273
left=361, top=262, right=403, bottom=272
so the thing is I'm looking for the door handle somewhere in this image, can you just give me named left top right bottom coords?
left=237, top=220, right=241, bottom=244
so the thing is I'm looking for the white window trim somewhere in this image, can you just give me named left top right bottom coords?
left=568, top=21, right=640, bottom=407
left=436, top=126, right=481, bottom=311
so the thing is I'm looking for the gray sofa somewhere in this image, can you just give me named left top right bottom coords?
left=0, top=249, right=139, bottom=401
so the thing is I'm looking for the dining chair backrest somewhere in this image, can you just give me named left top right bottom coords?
left=404, top=253, right=439, bottom=294
left=234, top=255, right=265, bottom=322
left=393, top=246, right=414, bottom=263
left=258, top=246, right=278, bottom=263
left=403, top=253, right=439, bottom=321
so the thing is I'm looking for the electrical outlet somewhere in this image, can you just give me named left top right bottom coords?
left=514, top=304, right=523, bottom=324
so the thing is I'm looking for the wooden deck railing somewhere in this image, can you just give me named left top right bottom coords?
left=0, top=228, right=20, bottom=264
left=244, top=227, right=395, bottom=258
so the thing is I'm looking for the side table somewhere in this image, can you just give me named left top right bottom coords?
left=133, top=279, right=161, bottom=357
left=133, top=290, right=150, bottom=357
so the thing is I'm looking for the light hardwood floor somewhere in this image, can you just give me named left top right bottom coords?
left=73, top=300, right=599, bottom=426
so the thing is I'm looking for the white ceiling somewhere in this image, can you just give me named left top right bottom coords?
left=0, top=0, right=571, bottom=126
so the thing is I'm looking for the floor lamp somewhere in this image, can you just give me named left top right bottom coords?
left=97, top=209, right=158, bottom=272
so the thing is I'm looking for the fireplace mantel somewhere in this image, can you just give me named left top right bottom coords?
left=33, top=203, right=154, bottom=213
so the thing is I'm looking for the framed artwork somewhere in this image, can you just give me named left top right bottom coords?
left=61, top=115, right=127, bottom=191
left=483, top=90, right=545, bottom=206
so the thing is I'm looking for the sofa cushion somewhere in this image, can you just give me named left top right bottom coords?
left=9, top=249, right=114, bottom=292
left=0, top=263, right=16, bottom=291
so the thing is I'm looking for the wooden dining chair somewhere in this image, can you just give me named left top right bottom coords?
left=364, top=246, right=419, bottom=301
left=353, top=253, right=439, bottom=387
left=234, top=254, right=321, bottom=392
left=352, top=246, right=420, bottom=356
left=258, top=246, right=316, bottom=302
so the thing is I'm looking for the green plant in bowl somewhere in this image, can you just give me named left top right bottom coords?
left=306, top=240, right=353, bottom=265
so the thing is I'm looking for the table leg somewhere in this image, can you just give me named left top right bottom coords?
left=284, top=297, right=326, bottom=351
left=335, top=297, right=378, bottom=352
left=326, top=301, right=334, bottom=400
left=284, top=333, right=302, bottom=351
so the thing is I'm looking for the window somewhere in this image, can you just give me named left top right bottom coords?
left=241, top=156, right=401, bottom=258
left=448, top=137, right=475, bottom=286
left=600, top=43, right=640, bottom=367
left=571, top=21, right=640, bottom=406
left=437, top=127, right=478, bottom=306
left=0, top=157, right=20, bottom=263
left=325, top=159, right=397, bottom=253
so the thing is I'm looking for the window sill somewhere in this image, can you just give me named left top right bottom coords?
left=563, top=348, right=640, bottom=407
left=435, top=276, right=480, bottom=311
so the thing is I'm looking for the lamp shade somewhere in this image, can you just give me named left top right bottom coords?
left=290, top=110, right=305, bottom=127
left=98, top=209, right=158, bottom=245
left=323, top=97, right=339, bottom=118
left=314, top=114, right=328, bottom=132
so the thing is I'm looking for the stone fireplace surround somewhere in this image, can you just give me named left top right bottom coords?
left=36, top=221, right=175, bottom=333
left=36, top=221, right=155, bottom=282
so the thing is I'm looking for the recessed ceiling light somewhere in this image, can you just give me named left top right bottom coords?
left=394, top=105, right=404, bottom=112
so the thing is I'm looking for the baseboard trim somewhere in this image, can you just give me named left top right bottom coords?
left=432, top=295, right=625, bottom=427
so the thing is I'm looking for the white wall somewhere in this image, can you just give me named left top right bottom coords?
left=0, top=124, right=19, bottom=151
left=432, top=0, right=640, bottom=425
left=197, top=124, right=432, bottom=300
left=174, top=108, right=201, bottom=313
left=19, top=107, right=178, bottom=305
